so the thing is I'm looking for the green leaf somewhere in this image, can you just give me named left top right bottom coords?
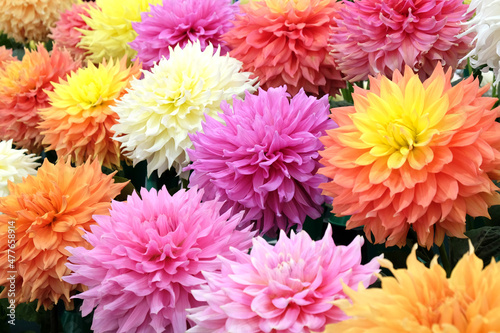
left=329, top=99, right=353, bottom=108
left=113, top=175, right=136, bottom=201
left=325, top=209, right=350, bottom=227
left=450, top=226, right=500, bottom=266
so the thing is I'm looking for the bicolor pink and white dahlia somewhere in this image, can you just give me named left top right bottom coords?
left=187, top=225, right=381, bottom=333
left=64, top=187, right=255, bottom=333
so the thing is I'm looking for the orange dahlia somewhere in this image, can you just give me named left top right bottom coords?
left=0, top=0, right=76, bottom=43
left=0, top=159, right=125, bottom=310
left=224, top=0, right=345, bottom=96
left=324, top=245, right=500, bottom=332
left=319, top=65, right=500, bottom=248
left=0, top=46, right=17, bottom=70
left=39, top=57, right=141, bottom=169
left=0, top=45, right=81, bottom=153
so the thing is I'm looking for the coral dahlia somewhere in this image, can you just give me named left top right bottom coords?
left=39, top=58, right=142, bottom=170
left=0, top=159, right=125, bottom=310
left=224, top=0, right=345, bottom=96
left=64, top=186, right=255, bottom=333
left=324, top=244, right=500, bottom=332
left=130, top=0, right=237, bottom=71
left=187, top=86, right=334, bottom=236
left=0, top=140, right=40, bottom=197
left=331, top=0, right=474, bottom=82
left=0, top=45, right=81, bottom=153
left=0, top=0, right=75, bottom=43
left=319, top=65, right=500, bottom=248
left=0, top=46, right=17, bottom=70
left=78, top=0, right=162, bottom=64
left=112, top=41, right=257, bottom=177
left=187, top=225, right=380, bottom=333
left=49, top=2, right=97, bottom=60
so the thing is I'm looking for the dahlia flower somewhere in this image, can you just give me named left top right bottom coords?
left=224, top=0, right=345, bottom=96
left=324, top=244, right=500, bottom=332
left=0, top=45, right=81, bottom=153
left=319, top=65, right=500, bottom=248
left=0, top=0, right=75, bottom=43
left=79, top=0, right=162, bottom=64
left=0, top=159, right=125, bottom=310
left=130, top=0, right=237, bottom=71
left=0, top=140, right=40, bottom=197
left=112, top=41, right=257, bottom=177
left=39, top=58, right=142, bottom=170
left=64, top=186, right=254, bottom=333
left=331, top=0, right=474, bottom=82
left=460, top=0, right=500, bottom=86
left=187, top=86, right=334, bottom=236
left=0, top=46, right=17, bottom=69
left=187, top=225, right=380, bottom=333
left=49, top=2, right=97, bottom=60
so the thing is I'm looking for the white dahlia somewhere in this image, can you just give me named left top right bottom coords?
left=0, top=140, right=40, bottom=197
left=112, top=41, right=258, bottom=176
left=460, top=0, right=500, bottom=85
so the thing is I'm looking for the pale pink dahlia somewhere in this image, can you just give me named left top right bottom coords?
left=64, top=186, right=254, bottom=333
left=187, top=225, right=381, bottom=333
left=49, top=2, right=96, bottom=60
left=186, top=86, right=335, bottom=236
left=224, top=0, right=345, bottom=96
left=130, top=0, right=236, bottom=71
left=331, top=0, right=474, bottom=82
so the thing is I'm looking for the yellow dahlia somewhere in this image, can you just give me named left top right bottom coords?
left=0, top=159, right=125, bottom=310
left=320, top=65, right=500, bottom=248
left=39, top=58, right=142, bottom=169
left=79, top=0, right=162, bottom=63
left=324, top=245, right=500, bottom=332
left=0, top=0, right=76, bottom=43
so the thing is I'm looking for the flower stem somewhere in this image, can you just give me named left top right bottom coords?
left=438, top=242, right=452, bottom=277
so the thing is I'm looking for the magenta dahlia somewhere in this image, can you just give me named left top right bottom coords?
left=187, top=225, right=381, bottom=333
left=64, top=187, right=254, bottom=333
left=130, top=0, right=237, bottom=71
left=186, top=86, right=335, bottom=236
left=331, top=0, right=474, bottom=82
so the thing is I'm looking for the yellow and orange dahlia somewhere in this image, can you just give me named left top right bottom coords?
left=0, top=0, right=76, bottom=43
left=324, top=245, right=500, bottom=332
left=0, top=45, right=81, bottom=153
left=39, top=57, right=141, bottom=169
left=0, top=159, right=125, bottom=310
left=319, top=65, right=500, bottom=248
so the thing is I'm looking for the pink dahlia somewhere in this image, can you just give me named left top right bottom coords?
left=64, top=186, right=255, bottom=333
left=331, top=0, right=474, bottom=82
left=49, top=2, right=96, bottom=60
left=130, top=0, right=237, bottom=71
left=186, top=86, right=335, bottom=236
left=187, top=225, right=381, bottom=333
left=223, top=0, right=345, bottom=96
